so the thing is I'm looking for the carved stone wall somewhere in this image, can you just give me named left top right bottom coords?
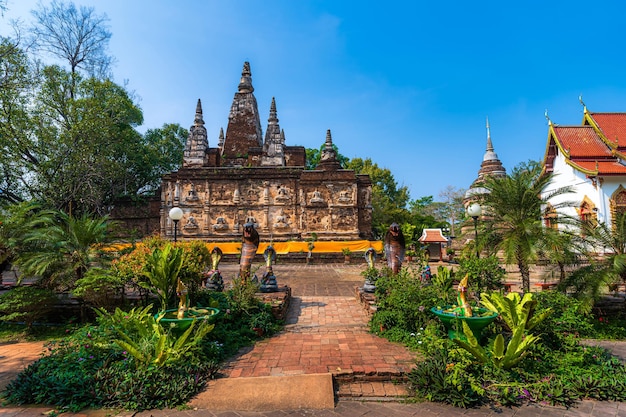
left=161, top=167, right=372, bottom=242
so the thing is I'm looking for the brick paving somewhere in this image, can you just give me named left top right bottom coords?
left=2, top=262, right=626, bottom=416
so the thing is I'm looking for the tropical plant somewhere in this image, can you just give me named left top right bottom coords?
left=454, top=291, right=552, bottom=370
left=8, top=208, right=112, bottom=290
left=480, top=161, right=573, bottom=292
left=138, top=244, right=183, bottom=312
left=95, top=305, right=214, bottom=368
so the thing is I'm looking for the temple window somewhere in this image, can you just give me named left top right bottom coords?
left=613, top=188, right=626, bottom=220
left=543, top=204, right=558, bottom=229
left=579, top=198, right=597, bottom=231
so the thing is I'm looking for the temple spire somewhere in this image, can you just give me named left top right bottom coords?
left=218, top=127, right=224, bottom=148
left=238, top=61, right=254, bottom=93
left=261, top=97, right=285, bottom=166
left=223, top=61, right=263, bottom=164
left=486, top=116, right=493, bottom=152
left=183, top=98, right=209, bottom=167
left=317, top=129, right=341, bottom=171
left=194, top=99, right=204, bottom=126
left=268, top=97, right=278, bottom=125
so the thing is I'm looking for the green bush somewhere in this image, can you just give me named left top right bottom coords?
left=0, top=286, right=58, bottom=328
left=370, top=266, right=455, bottom=349
left=456, top=255, right=506, bottom=292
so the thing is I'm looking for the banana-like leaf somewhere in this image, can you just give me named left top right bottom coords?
left=114, top=339, right=146, bottom=364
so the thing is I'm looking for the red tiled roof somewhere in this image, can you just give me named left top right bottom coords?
left=552, top=126, right=612, bottom=158
left=588, top=112, right=626, bottom=148
left=573, top=160, right=626, bottom=175
left=418, top=228, right=448, bottom=243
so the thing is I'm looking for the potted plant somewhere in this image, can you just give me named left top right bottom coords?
left=341, top=247, right=352, bottom=264
left=446, top=248, right=455, bottom=262
left=405, top=250, right=416, bottom=263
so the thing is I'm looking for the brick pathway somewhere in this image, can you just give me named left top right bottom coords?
left=218, top=295, right=416, bottom=379
left=0, top=341, right=46, bottom=392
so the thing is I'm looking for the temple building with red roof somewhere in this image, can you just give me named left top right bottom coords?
left=542, top=101, right=626, bottom=230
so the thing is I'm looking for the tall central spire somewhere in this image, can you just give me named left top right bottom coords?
left=222, top=61, right=263, bottom=165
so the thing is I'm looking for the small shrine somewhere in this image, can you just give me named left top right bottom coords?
left=418, top=228, right=449, bottom=262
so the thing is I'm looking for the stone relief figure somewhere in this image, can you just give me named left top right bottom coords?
left=184, top=215, right=199, bottom=230
left=185, top=184, right=200, bottom=202
left=246, top=188, right=258, bottom=202
left=273, top=209, right=289, bottom=229
left=245, top=215, right=259, bottom=229
left=233, top=189, right=241, bottom=204
left=212, top=217, right=229, bottom=231
left=276, top=186, right=290, bottom=201
left=338, top=189, right=352, bottom=203
left=311, top=190, right=324, bottom=204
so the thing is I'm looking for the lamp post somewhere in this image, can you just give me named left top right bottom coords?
left=467, top=203, right=482, bottom=259
left=168, top=207, right=183, bottom=242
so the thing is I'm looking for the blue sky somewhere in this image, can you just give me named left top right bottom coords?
left=3, top=1, right=626, bottom=201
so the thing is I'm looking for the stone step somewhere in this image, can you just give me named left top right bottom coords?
left=334, top=380, right=410, bottom=401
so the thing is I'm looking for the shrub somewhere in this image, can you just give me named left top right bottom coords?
left=456, top=255, right=506, bottom=293
left=0, top=286, right=58, bottom=328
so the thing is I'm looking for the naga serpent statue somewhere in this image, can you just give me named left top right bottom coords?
left=445, top=274, right=473, bottom=317
left=204, top=247, right=224, bottom=292
left=384, top=222, right=405, bottom=274
left=176, top=278, right=188, bottom=319
left=239, top=222, right=260, bottom=281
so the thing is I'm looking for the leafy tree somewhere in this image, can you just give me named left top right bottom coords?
left=139, top=123, right=187, bottom=193
left=0, top=37, right=35, bottom=207
left=346, top=157, right=410, bottom=237
left=30, top=0, right=113, bottom=80
left=480, top=161, right=573, bottom=292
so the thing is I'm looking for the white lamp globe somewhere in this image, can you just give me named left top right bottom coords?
left=467, top=203, right=482, bottom=218
left=169, top=207, right=184, bottom=221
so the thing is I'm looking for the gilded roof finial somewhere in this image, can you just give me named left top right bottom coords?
left=545, top=109, right=552, bottom=126
left=579, top=94, right=587, bottom=113
left=194, top=99, right=204, bottom=126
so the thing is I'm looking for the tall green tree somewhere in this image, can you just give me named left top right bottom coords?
left=140, top=123, right=187, bottom=193
left=480, top=161, right=573, bottom=293
left=345, top=157, right=410, bottom=238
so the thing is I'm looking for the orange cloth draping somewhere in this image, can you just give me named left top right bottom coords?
left=105, top=240, right=383, bottom=255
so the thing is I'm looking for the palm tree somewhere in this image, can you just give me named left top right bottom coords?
left=559, top=210, right=626, bottom=310
left=480, top=161, right=573, bottom=293
left=13, top=209, right=112, bottom=290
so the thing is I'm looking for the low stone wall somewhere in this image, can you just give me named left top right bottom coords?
left=256, top=286, right=291, bottom=321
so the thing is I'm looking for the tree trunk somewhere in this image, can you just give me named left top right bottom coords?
left=519, top=260, right=530, bottom=293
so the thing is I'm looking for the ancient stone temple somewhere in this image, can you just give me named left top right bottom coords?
left=160, top=62, right=373, bottom=242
